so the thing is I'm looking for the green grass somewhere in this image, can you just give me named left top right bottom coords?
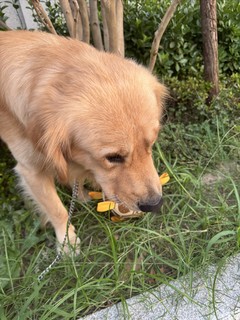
left=0, top=118, right=239, bottom=319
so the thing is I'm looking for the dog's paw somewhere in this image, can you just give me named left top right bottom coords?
left=56, top=224, right=81, bottom=255
left=57, top=236, right=81, bottom=256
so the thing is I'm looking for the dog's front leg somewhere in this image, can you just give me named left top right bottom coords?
left=15, top=163, right=80, bottom=253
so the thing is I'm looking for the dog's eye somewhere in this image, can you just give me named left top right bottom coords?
left=106, top=154, right=125, bottom=164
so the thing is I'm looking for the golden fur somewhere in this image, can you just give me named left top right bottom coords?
left=0, top=30, right=167, bottom=248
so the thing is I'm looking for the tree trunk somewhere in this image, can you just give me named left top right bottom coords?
left=200, top=0, right=219, bottom=103
left=59, top=0, right=75, bottom=38
left=31, top=0, right=57, bottom=35
left=100, top=0, right=109, bottom=51
left=116, top=0, right=124, bottom=56
left=77, top=0, right=90, bottom=43
left=101, top=0, right=119, bottom=54
left=69, top=0, right=81, bottom=39
left=89, top=0, right=104, bottom=50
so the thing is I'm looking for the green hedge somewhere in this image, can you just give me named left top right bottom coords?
left=124, top=0, right=240, bottom=77
left=163, top=73, right=240, bottom=125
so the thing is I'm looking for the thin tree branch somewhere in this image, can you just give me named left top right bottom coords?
left=69, top=0, right=80, bottom=39
left=148, top=0, right=181, bottom=72
left=59, top=0, right=75, bottom=38
left=76, top=8, right=83, bottom=40
left=31, top=0, right=57, bottom=34
left=89, top=0, right=103, bottom=50
left=77, top=0, right=90, bottom=43
left=100, top=0, right=109, bottom=51
left=0, top=20, right=12, bottom=30
left=116, top=0, right=124, bottom=56
left=101, top=0, right=118, bottom=54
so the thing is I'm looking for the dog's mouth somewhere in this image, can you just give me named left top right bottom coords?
left=90, top=173, right=169, bottom=219
left=101, top=193, right=143, bottom=217
left=114, top=202, right=144, bottom=217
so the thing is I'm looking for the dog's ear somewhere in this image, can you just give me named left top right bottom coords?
left=154, top=82, right=169, bottom=118
left=28, top=115, right=70, bottom=184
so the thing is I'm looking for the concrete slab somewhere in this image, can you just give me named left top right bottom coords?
left=80, top=254, right=240, bottom=320
left=1, top=0, right=40, bottom=29
left=18, top=0, right=39, bottom=30
left=1, top=0, right=22, bottom=29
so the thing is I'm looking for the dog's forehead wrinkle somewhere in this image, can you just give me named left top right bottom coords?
left=101, top=139, right=132, bottom=153
left=71, top=80, right=158, bottom=120
left=74, top=129, right=133, bottom=156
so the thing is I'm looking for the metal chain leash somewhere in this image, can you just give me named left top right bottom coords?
left=37, top=180, right=79, bottom=282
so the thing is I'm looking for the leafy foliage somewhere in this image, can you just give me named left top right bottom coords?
left=0, top=143, right=18, bottom=207
left=0, top=3, right=8, bottom=27
left=217, top=0, right=240, bottom=74
left=45, top=0, right=69, bottom=36
left=124, top=0, right=240, bottom=77
left=124, top=0, right=202, bottom=77
left=164, top=73, right=240, bottom=126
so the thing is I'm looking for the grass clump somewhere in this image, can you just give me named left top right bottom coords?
left=0, top=118, right=239, bottom=319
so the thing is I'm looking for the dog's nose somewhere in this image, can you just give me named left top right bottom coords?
left=138, top=197, right=163, bottom=213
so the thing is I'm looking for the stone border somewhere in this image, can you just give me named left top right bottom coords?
left=80, top=254, right=240, bottom=320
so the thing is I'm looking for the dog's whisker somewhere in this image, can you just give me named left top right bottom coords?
left=120, top=198, right=140, bottom=211
left=108, top=195, right=140, bottom=212
left=105, top=195, right=120, bottom=203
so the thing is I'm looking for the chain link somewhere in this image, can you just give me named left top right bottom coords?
left=37, top=181, right=79, bottom=281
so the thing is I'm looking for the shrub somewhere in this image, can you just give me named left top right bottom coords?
left=45, top=0, right=69, bottom=36
left=210, top=73, right=240, bottom=127
left=124, top=0, right=202, bottom=77
left=124, top=0, right=240, bottom=77
left=217, top=0, right=240, bottom=74
left=163, top=73, right=240, bottom=125
left=163, top=76, right=210, bottom=123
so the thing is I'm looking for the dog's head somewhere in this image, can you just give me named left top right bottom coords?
left=30, top=55, right=167, bottom=213
left=69, top=60, right=168, bottom=213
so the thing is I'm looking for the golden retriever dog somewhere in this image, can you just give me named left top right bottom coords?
left=0, top=30, right=167, bottom=249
